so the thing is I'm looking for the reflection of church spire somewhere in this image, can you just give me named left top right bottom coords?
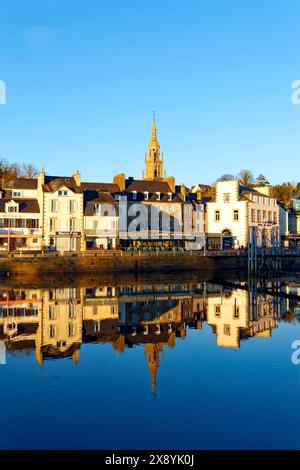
left=145, top=343, right=163, bottom=394
left=72, top=348, right=80, bottom=364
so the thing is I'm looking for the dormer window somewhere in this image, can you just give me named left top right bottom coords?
left=156, top=192, right=161, bottom=201
left=223, top=193, right=230, bottom=203
left=168, top=192, right=173, bottom=201
left=93, top=204, right=100, bottom=214
left=5, top=201, right=19, bottom=214
left=144, top=191, right=149, bottom=200
left=58, top=190, right=68, bottom=196
left=132, top=191, right=137, bottom=201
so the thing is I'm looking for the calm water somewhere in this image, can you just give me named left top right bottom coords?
left=1, top=275, right=300, bottom=450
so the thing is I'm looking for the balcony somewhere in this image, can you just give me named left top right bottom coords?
left=0, top=228, right=42, bottom=236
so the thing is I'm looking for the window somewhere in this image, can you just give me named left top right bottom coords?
left=268, top=211, right=272, bottom=222
left=263, top=210, right=267, bottom=221
left=168, top=193, right=173, bottom=201
left=68, top=323, right=75, bottom=336
left=58, top=190, right=68, bottom=196
left=49, top=325, right=56, bottom=338
left=257, top=210, right=261, bottom=223
left=156, top=192, right=161, bottom=201
left=93, top=204, right=100, bottom=214
left=51, top=200, right=58, bottom=212
left=223, top=193, right=230, bottom=203
left=215, top=210, right=220, bottom=222
left=8, top=206, right=17, bottom=213
left=32, top=239, right=38, bottom=244
left=215, top=305, right=221, bottom=316
left=224, top=324, right=231, bottom=335
left=233, top=210, right=239, bottom=221
left=233, top=302, right=239, bottom=318
left=70, top=218, right=76, bottom=231
left=144, top=192, right=149, bottom=200
left=251, top=209, right=256, bottom=223
left=49, top=306, right=56, bottom=320
left=132, top=191, right=137, bottom=201
left=273, top=211, right=277, bottom=223
left=69, top=200, right=76, bottom=213
left=69, top=305, right=77, bottom=322
left=50, top=218, right=56, bottom=231
left=13, top=191, right=22, bottom=198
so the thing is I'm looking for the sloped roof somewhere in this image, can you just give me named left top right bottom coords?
left=0, top=198, right=40, bottom=213
left=4, top=178, right=38, bottom=190
left=126, top=179, right=172, bottom=193
left=84, top=191, right=117, bottom=216
left=82, top=182, right=120, bottom=193
left=43, top=176, right=82, bottom=193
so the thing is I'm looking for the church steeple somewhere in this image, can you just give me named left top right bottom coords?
left=143, top=113, right=165, bottom=180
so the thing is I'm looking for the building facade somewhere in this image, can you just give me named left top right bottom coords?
left=206, top=180, right=280, bottom=249
left=0, top=179, right=42, bottom=251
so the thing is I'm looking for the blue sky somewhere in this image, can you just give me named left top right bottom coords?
left=0, top=0, right=300, bottom=185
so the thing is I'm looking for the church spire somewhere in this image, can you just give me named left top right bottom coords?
left=143, top=113, right=164, bottom=180
left=151, top=111, right=157, bottom=142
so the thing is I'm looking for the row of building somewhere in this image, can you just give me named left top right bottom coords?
left=1, top=281, right=293, bottom=390
left=0, top=118, right=298, bottom=252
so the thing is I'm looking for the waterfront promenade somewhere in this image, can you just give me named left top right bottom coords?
left=0, top=248, right=299, bottom=275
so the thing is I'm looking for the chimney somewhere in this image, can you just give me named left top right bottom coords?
left=38, top=170, right=45, bottom=187
left=180, top=184, right=187, bottom=198
left=72, top=171, right=81, bottom=187
left=113, top=173, right=126, bottom=191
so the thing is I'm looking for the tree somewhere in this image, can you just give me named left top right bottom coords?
left=270, top=182, right=295, bottom=203
left=256, top=174, right=270, bottom=186
left=216, top=174, right=235, bottom=182
left=0, top=158, right=20, bottom=183
left=21, top=163, right=38, bottom=178
left=237, top=169, right=255, bottom=187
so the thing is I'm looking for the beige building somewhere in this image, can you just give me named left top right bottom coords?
left=206, top=180, right=280, bottom=249
left=38, top=171, right=84, bottom=251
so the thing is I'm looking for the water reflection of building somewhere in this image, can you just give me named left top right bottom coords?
left=205, top=283, right=281, bottom=348
left=0, top=282, right=296, bottom=391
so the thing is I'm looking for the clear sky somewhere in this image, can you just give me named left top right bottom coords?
left=0, top=0, right=300, bottom=186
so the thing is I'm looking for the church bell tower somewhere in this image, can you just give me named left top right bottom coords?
left=143, top=113, right=165, bottom=180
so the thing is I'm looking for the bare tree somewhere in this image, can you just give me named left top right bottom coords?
left=21, top=163, right=39, bottom=178
left=237, top=169, right=255, bottom=187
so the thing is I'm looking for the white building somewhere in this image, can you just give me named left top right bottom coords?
left=83, top=185, right=119, bottom=249
left=0, top=178, right=42, bottom=251
left=206, top=180, right=280, bottom=249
